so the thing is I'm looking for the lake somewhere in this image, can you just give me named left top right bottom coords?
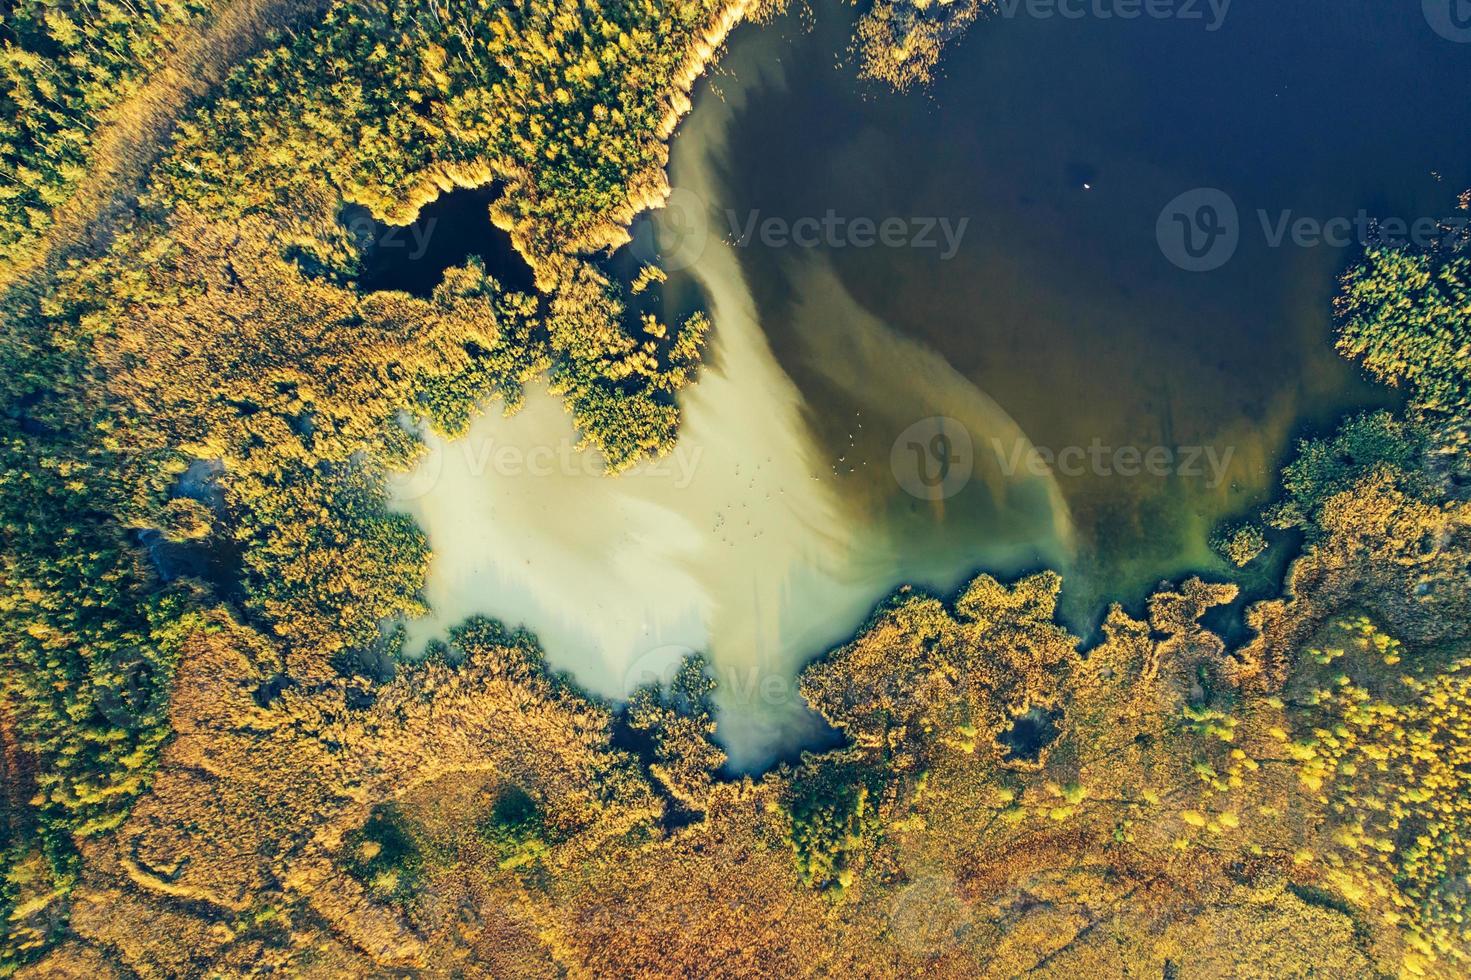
left=390, top=1, right=1471, bottom=769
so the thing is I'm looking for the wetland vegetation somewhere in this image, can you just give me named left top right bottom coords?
left=0, top=0, right=1468, bottom=976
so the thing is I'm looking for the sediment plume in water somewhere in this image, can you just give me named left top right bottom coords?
left=389, top=28, right=1072, bottom=769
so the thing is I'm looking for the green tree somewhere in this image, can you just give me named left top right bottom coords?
left=1336, top=245, right=1471, bottom=416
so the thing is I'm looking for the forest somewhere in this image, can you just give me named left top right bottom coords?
left=0, top=0, right=1468, bottom=975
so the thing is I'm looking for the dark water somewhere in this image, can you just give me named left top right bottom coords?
left=1000, top=707, right=1063, bottom=762
left=355, top=185, right=534, bottom=296
left=654, top=1, right=1471, bottom=626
